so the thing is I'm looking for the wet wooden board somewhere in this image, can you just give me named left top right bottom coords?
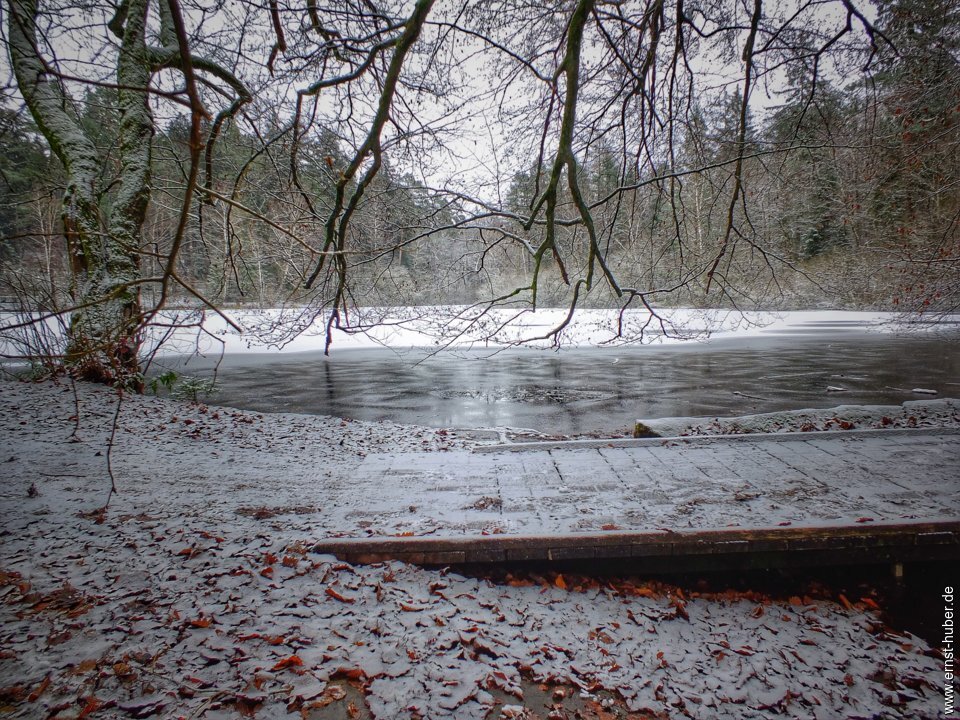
left=313, top=519, right=960, bottom=569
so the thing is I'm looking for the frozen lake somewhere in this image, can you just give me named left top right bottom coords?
left=170, top=319, right=960, bottom=435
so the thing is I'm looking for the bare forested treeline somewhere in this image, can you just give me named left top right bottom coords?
left=0, top=0, right=957, bottom=384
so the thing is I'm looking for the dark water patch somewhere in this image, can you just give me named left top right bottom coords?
left=161, top=332, right=960, bottom=434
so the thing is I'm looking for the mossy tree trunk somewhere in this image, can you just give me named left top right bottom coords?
left=8, top=0, right=153, bottom=387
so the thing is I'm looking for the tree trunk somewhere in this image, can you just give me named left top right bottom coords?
left=8, top=0, right=151, bottom=387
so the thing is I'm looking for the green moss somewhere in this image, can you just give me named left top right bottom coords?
left=633, top=421, right=660, bottom=438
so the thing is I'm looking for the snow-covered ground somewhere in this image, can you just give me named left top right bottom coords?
left=0, top=379, right=952, bottom=719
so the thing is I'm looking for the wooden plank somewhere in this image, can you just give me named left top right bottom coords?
left=312, top=520, right=960, bottom=567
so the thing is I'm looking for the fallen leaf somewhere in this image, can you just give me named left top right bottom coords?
left=271, top=655, right=304, bottom=671
left=860, top=597, right=881, bottom=610
left=325, top=587, right=355, bottom=604
left=25, top=675, right=50, bottom=703
left=77, top=695, right=104, bottom=718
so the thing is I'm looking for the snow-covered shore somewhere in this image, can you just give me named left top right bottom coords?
left=5, top=307, right=954, bottom=361
left=155, top=307, right=958, bottom=356
left=0, top=379, right=951, bottom=718
left=643, top=398, right=960, bottom=437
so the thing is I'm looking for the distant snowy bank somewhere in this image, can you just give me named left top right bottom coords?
left=3, top=306, right=957, bottom=361
left=151, top=307, right=959, bottom=357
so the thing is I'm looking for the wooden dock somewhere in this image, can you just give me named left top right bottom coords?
left=310, top=430, right=960, bottom=569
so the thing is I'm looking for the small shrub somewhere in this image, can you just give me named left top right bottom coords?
left=172, top=376, right=216, bottom=402
left=148, top=370, right=178, bottom=396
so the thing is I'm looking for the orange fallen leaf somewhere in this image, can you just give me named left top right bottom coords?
left=838, top=593, right=854, bottom=611
left=332, top=667, right=365, bottom=681
left=260, top=566, right=274, bottom=578
left=188, top=617, right=213, bottom=628
left=860, top=597, right=881, bottom=610
left=554, top=575, right=568, bottom=590
left=271, top=655, right=304, bottom=671
left=77, top=695, right=103, bottom=719
left=71, top=659, right=97, bottom=675
left=325, top=587, right=355, bottom=604
left=601, top=523, right=620, bottom=531
left=26, top=675, right=50, bottom=702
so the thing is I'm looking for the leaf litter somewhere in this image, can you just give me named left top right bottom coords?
left=0, top=379, right=948, bottom=718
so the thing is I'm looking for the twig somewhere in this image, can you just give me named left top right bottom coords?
left=733, top=391, right=769, bottom=401
left=104, top=388, right=124, bottom=507
left=184, top=689, right=231, bottom=720
left=68, top=376, right=82, bottom=442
